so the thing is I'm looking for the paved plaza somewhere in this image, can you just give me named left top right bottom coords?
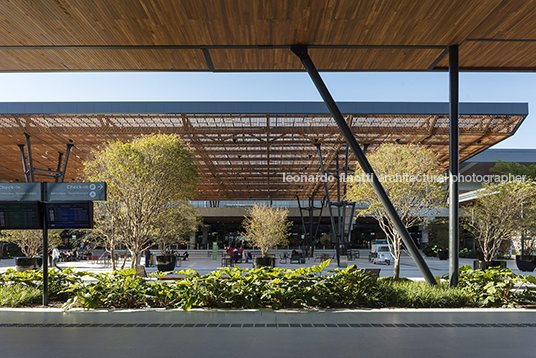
left=2, top=250, right=535, bottom=279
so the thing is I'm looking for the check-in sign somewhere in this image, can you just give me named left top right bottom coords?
left=45, top=182, right=107, bottom=201
left=0, top=183, right=42, bottom=201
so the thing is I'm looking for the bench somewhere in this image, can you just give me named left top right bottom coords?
left=290, top=255, right=302, bottom=264
left=314, top=253, right=330, bottom=262
left=364, top=268, right=381, bottom=279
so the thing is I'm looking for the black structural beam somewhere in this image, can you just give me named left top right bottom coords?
left=449, top=45, right=460, bottom=287
left=25, top=133, right=35, bottom=182
left=17, top=144, right=29, bottom=182
left=59, top=144, right=74, bottom=183
left=315, top=143, right=356, bottom=266
left=42, top=183, right=49, bottom=306
left=291, top=45, right=436, bottom=285
left=19, top=134, right=73, bottom=183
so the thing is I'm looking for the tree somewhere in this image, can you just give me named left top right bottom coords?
left=347, top=143, right=446, bottom=278
left=467, top=181, right=536, bottom=262
left=491, top=160, right=536, bottom=180
left=2, top=230, right=62, bottom=258
left=152, top=203, right=200, bottom=255
left=241, top=204, right=292, bottom=258
left=80, top=202, right=127, bottom=270
left=83, top=134, right=199, bottom=268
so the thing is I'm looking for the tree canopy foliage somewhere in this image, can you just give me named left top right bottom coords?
left=347, top=143, right=446, bottom=278
left=241, top=204, right=292, bottom=258
left=490, top=160, right=536, bottom=180
left=84, top=134, right=199, bottom=267
left=467, top=181, right=536, bottom=262
left=2, top=230, right=62, bottom=258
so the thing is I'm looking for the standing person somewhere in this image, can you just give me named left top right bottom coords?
left=144, top=248, right=151, bottom=267
left=52, top=247, right=62, bottom=270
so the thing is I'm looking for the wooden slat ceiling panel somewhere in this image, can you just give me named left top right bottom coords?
left=0, top=113, right=523, bottom=200
left=0, top=49, right=206, bottom=71
left=0, top=0, right=534, bottom=71
left=468, top=0, right=536, bottom=40
left=0, top=0, right=502, bottom=46
left=437, top=41, right=536, bottom=70
left=209, top=49, right=302, bottom=71
left=311, top=48, right=446, bottom=71
left=210, top=48, right=445, bottom=71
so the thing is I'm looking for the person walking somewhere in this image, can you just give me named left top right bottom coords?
left=52, top=247, right=62, bottom=270
left=144, top=248, right=152, bottom=267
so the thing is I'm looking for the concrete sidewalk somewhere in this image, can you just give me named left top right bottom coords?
left=0, top=308, right=535, bottom=358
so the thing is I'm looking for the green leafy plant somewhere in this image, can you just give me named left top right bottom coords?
left=451, top=265, right=536, bottom=308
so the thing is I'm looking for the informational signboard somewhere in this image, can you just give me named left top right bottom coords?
left=45, top=182, right=106, bottom=202
left=0, top=183, right=41, bottom=201
left=44, top=202, right=94, bottom=229
left=0, top=202, right=43, bottom=229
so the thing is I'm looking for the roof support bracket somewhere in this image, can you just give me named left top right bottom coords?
left=17, top=133, right=73, bottom=183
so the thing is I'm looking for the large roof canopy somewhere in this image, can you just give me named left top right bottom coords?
left=0, top=101, right=527, bottom=200
left=0, top=0, right=535, bottom=72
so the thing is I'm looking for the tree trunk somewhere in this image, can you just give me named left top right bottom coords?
left=393, top=255, right=401, bottom=278
left=111, top=245, right=117, bottom=271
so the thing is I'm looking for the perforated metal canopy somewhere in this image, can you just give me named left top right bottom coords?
left=0, top=101, right=527, bottom=200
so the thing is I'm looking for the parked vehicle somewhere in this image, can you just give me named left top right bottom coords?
left=368, top=239, right=392, bottom=265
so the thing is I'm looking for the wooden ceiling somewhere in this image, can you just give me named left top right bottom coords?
left=0, top=103, right=525, bottom=200
left=0, top=0, right=535, bottom=71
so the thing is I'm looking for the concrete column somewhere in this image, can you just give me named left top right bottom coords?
left=202, top=225, right=209, bottom=245
left=189, top=232, right=196, bottom=250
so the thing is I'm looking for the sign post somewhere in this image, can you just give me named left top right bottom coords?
left=0, top=181, right=106, bottom=306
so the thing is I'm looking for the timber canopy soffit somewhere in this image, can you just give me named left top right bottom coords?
left=0, top=102, right=527, bottom=200
left=0, top=0, right=535, bottom=72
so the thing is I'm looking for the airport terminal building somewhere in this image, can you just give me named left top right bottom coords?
left=0, top=101, right=529, bottom=250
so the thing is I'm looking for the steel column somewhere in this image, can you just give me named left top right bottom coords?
left=18, top=144, right=29, bottom=183
left=42, top=183, right=48, bottom=306
left=292, top=45, right=436, bottom=285
left=55, top=152, right=64, bottom=182
left=25, top=133, right=35, bottom=182
left=448, top=45, right=460, bottom=287
left=60, top=143, right=74, bottom=183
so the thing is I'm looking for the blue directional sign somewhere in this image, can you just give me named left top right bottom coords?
left=45, top=182, right=106, bottom=202
left=0, top=183, right=41, bottom=201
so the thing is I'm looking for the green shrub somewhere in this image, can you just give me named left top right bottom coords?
left=0, top=267, right=89, bottom=304
left=422, top=243, right=440, bottom=257
left=376, top=277, right=471, bottom=308
left=4, top=261, right=535, bottom=310
left=459, top=248, right=478, bottom=259
left=452, top=265, right=536, bottom=308
left=0, top=283, right=41, bottom=307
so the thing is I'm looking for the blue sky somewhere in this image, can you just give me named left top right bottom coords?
left=0, top=71, right=533, bottom=148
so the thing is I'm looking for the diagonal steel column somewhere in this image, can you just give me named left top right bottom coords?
left=292, top=45, right=436, bottom=285
left=18, top=144, right=29, bottom=182
left=448, top=45, right=460, bottom=287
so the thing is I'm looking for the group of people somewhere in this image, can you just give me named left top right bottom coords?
left=225, top=247, right=252, bottom=263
